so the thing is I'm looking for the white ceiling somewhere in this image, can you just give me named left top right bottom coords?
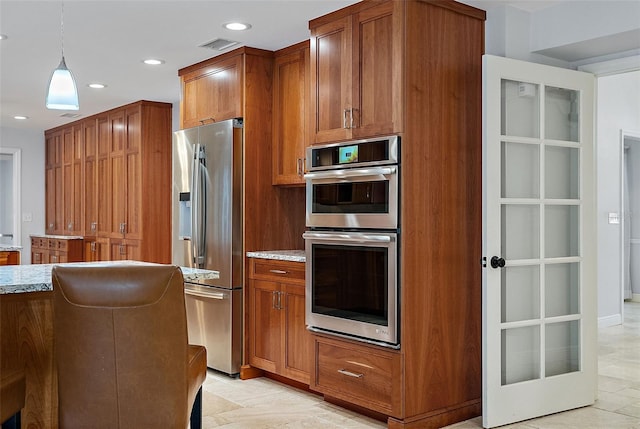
left=0, top=0, right=631, bottom=132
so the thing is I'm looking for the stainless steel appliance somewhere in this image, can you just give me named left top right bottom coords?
left=305, top=136, right=399, bottom=229
left=172, top=119, right=243, bottom=375
left=304, top=136, right=400, bottom=348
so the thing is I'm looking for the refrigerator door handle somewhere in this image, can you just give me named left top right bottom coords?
left=191, top=144, right=206, bottom=268
left=184, top=285, right=228, bottom=300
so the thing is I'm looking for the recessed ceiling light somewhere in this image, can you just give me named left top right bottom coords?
left=224, top=22, right=251, bottom=31
left=88, top=83, right=106, bottom=89
left=143, top=59, right=165, bottom=65
left=14, top=115, right=28, bottom=120
left=0, top=34, right=8, bottom=40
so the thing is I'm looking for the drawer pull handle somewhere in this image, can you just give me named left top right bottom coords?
left=338, top=369, right=364, bottom=378
left=269, top=269, right=288, bottom=275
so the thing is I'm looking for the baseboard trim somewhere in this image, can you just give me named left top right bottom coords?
left=598, top=314, right=622, bottom=328
left=632, top=294, right=640, bottom=303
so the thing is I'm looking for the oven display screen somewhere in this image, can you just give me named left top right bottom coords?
left=338, top=145, right=358, bottom=164
left=311, top=244, right=388, bottom=326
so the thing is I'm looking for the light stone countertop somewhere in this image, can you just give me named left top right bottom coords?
left=246, top=250, right=306, bottom=263
left=0, top=245, right=22, bottom=251
left=30, top=234, right=85, bottom=240
left=0, top=261, right=219, bottom=295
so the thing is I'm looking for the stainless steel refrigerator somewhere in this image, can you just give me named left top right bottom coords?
left=172, top=119, right=243, bottom=376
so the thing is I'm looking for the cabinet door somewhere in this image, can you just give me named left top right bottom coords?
left=83, top=119, right=98, bottom=236
left=249, top=279, right=281, bottom=373
left=352, top=1, right=402, bottom=138
left=310, top=16, right=352, bottom=144
left=45, top=132, right=63, bottom=234
left=181, top=55, right=243, bottom=129
left=124, top=107, right=142, bottom=240
left=109, top=110, right=126, bottom=238
left=96, top=115, right=111, bottom=237
left=281, top=282, right=312, bottom=384
left=273, top=46, right=308, bottom=186
left=62, top=126, right=83, bottom=235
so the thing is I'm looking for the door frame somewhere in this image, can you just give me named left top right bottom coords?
left=620, top=130, right=640, bottom=305
left=0, top=147, right=22, bottom=246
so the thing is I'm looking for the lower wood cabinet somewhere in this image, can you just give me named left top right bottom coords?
left=31, top=235, right=83, bottom=264
left=0, top=250, right=20, bottom=265
left=312, top=334, right=403, bottom=417
left=247, top=258, right=311, bottom=384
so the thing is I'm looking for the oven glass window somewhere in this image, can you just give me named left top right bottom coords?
left=311, top=244, right=388, bottom=326
left=312, top=181, right=389, bottom=214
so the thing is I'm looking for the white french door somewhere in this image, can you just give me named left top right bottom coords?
left=482, top=55, right=596, bottom=428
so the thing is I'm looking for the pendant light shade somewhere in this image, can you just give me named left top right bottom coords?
left=46, top=2, right=79, bottom=110
left=46, top=56, right=79, bottom=110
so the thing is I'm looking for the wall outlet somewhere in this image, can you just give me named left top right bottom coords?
left=608, top=212, right=620, bottom=224
left=22, top=212, right=32, bottom=222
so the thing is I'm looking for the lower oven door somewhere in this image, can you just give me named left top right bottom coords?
left=303, top=230, right=398, bottom=347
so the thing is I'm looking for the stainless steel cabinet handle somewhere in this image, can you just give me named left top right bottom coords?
left=350, top=108, right=356, bottom=129
left=272, top=291, right=278, bottom=310
left=337, top=369, right=364, bottom=378
left=343, top=109, right=352, bottom=129
left=68, top=222, right=73, bottom=230
left=91, top=222, right=97, bottom=232
left=296, top=158, right=303, bottom=176
left=278, top=291, right=283, bottom=310
left=269, top=269, right=288, bottom=275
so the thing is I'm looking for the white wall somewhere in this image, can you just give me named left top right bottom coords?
left=0, top=127, right=46, bottom=264
left=596, top=71, right=640, bottom=322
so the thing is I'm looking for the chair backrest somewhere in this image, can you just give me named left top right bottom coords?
left=53, top=264, right=190, bottom=428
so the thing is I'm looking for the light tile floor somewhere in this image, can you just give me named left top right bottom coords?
left=200, top=302, right=640, bottom=428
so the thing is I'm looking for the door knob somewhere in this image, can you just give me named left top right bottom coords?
left=490, top=256, right=506, bottom=269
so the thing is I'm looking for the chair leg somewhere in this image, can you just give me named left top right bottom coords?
left=189, top=387, right=202, bottom=429
left=1, top=411, right=21, bottom=429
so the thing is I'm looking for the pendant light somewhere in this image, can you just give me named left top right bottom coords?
left=46, top=2, right=79, bottom=110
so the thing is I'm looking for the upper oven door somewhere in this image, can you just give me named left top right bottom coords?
left=305, top=166, right=398, bottom=229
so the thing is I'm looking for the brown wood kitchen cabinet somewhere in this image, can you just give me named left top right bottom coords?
left=272, top=41, right=309, bottom=186
left=307, top=1, right=485, bottom=428
left=45, top=131, right=63, bottom=235
left=309, top=1, right=402, bottom=144
left=44, top=100, right=172, bottom=263
left=247, top=258, right=311, bottom=385
left=179, top=54, right=243, bottom=129
left=30, top=235, right=83, bottom=264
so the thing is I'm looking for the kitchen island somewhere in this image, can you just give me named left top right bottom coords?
left=0, top=261, right=218, bottom=429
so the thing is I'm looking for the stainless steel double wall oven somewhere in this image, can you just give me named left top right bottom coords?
left=304, top=136, right=400, bottom=348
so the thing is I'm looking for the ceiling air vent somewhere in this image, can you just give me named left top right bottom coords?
left=60, top=113, right=81, bottom=118
left=199, top=38, right=239, bottom=51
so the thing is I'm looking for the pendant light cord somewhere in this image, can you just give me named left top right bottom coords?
left=60, top=1, right=65, bottom=58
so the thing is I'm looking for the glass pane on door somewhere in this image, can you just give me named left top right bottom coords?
left=545, top=205, right=580, bottom=257
left=545, top=263, right=580, bottom=317
left=501, top=204, right=540, bottom=259
left=545, top=86, right=580, bottom=142
left=545, top=320, right=580, bottom=377
left=501, top=80, right=540, bottom=138
left=545, top=146, right=580, bottom=199
left=501, top=141, right=540, bottom=198
left=0, top=154, right=14, bottom=246
left=501, top=326, right=540, bottom=385
left=501, top=265, right=540, bottom=323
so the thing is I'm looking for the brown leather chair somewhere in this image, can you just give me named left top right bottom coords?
left=52, top=264, right=207, bottom=429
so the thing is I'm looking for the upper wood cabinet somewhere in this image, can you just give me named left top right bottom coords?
left=309, top=1, right=403, bottom=144
left=272, top=41, right=309, bottom=186
left=179, top=54, right=243, bottom=129
left=44, top=100, right=172, bottom=264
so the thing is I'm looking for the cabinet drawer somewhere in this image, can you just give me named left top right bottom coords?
left=251, top=260, right=305, bottom=283
left=313, top=336, right=402, bottom=416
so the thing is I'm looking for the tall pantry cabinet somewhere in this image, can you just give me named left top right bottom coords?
left=43, top=101, right=172, bottom=264
left=308, top=1, right=485, bottom=428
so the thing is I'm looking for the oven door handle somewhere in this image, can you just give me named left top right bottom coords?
left=303, top=166, right=396, bottom=181
left=303, top=232, right=392, bottom=244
